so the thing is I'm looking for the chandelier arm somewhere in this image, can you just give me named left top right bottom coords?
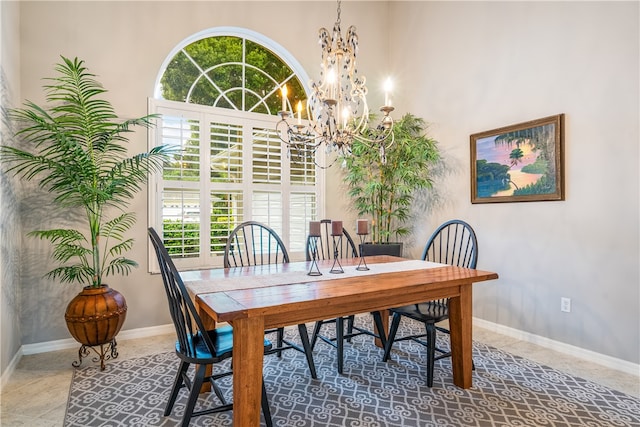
left=275, top=0, right=395, bottom=168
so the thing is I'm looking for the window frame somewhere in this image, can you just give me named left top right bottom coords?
left=148, top=28, right=325, bottom=272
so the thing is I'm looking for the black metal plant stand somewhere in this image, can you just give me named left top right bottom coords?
left=72, top=338, right=119, bottom=371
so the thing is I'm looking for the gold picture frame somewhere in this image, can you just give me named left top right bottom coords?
left=470, top=114, right=565, bottom=204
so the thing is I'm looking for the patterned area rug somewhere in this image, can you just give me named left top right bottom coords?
left=65, top=317, right=640, bottom=426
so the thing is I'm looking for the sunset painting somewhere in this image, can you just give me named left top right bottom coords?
left=470, top=114, right=565, bottom=203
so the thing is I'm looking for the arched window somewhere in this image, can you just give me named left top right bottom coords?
left=149, top=28, right=322, bottom=269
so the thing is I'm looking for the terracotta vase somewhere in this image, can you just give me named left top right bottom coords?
left=64, top=285, right=127, bottom=347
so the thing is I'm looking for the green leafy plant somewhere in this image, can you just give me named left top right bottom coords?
left=342, top=113, right=440, bottom=243
left=1, top=56, right=174, bottom=287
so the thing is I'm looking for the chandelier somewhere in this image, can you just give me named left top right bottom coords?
left=276, top=0, right=395, bottom=167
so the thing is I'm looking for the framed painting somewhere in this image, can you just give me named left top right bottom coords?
left=470, top=114, right=565, bottom=204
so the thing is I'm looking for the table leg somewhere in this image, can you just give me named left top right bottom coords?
left=232, top=316, right=265, bottom=427
left=448, top=284, right=473, bottom=388
left=374, top=309, right=389, bottom=348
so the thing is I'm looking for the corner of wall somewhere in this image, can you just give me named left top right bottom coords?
left=0, top=0, right=24, bottom=378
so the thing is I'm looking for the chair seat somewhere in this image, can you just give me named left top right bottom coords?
left=176, top=324, right=273, bottom=363
left=390, top=301, right=449, bottom=324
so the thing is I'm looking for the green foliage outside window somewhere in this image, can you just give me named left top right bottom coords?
left=162, top=219, right=234, bottom=257
left=160, top=36, right=307, bottom=115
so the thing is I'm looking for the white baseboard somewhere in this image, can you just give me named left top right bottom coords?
left=20, top=324, right=175, bottom=355
left=473, top=317, right=640, bottom=377
left=0, top=347, right=23, bottom=390
left=7, top=320, right=638, bottom=386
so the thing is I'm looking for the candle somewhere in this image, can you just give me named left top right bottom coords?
left=357, top=219, right=368, bottom=235
left=342, top=107, right=350, bottom=130
left=331, top=220, right=343, bottom=236
left=384, top=78, right=392, bottom=106
left=296, top=101, right=302, bottom=125
left=327, top=69, right=336, bottom=100
left=309, top=221, right=321, bottom=237
left=281, top=84, right=288, bottom=112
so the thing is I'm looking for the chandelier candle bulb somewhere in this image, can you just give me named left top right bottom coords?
left=281, top=85, right=288, bottom=112
left=327, top=69, right=336, bottom=100
left=384, top=78, right=393, bottom=106
left=297, top=101, right=302, bottom=125
left=357, top=219, right=368, bottom=235
left=309, top=221, right=321, bottom=237
left=342, top=108, right=350, bottom=129
left=331, top=220, right=343, bottom=236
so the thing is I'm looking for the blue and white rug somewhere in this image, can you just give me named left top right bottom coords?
left=65, top=317, right=640, bottom=426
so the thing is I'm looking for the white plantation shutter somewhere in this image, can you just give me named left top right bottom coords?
left=210, top=190, right=244, bottom=256
left=210, top=122, right=243, bottom=183
left=149, top=99, right=323, bottom=270
left=289, top=192, right=317, bottom=253
left=252, top=191, right=283, bottom=237
left=252, top=127, right=282, bottom=184
left=156, top=112, right=202, bottom=262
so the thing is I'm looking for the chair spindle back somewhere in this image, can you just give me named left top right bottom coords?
left=223, top=221, right=289, bottom=268
left=421, top=219, right=478, bottom=269
left=148, top=227, right=216, bottom=359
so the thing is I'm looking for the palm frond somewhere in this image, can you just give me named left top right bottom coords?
left=103, top=258, right=138, bottom=277
left=50, top=243, right=92, bottom=265
left=2, top=56, right=173, bottom=287
left=45, top=265, right=94, bottom=285
left=28, top=228, right=86, bottom=244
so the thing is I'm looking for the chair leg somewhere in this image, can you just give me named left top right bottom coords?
left=276, top=327, right=285, bottom=358
left=382, top=313, right=402, bottom=362
left=297, top=324, right=318, bottom=379
left=336, top=317, right=345, bottom=374
left=310, top=320, right=323, bottom=350
left=164, top=360, right=189, bottom=416
left=346, top=315, right=355, bottom=343
left=372, top=311, right=387, bottom=349
left=261, top=379, right=273, bottom=427
left=425, top=323, right=436, bottom=388
left=181, top=363, right=207, bottom=427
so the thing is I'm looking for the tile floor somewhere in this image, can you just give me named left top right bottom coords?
left=1, top=325, right=638, bottom=426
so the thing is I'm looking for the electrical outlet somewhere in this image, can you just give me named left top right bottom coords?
left=561, top=297, right=571, bottom=313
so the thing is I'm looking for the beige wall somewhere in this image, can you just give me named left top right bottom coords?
left=389, top=1, right=639, bottom=364
left=2, top=0, right=638, bottom=376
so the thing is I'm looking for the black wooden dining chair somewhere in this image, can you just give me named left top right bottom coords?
left=382, top=219, right=478, bottom=387
left=224, top=221, right=318, bottom=379
left=307, top=219, right=387, bottom=374
left=148, top=227, right=273, bottom=427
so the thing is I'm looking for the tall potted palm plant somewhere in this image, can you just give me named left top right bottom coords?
left=1, top=56, right=173, bottom=369
left=343, top=113, right=441, bottom=256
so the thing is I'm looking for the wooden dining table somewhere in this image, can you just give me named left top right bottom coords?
left=182, top=255, right=498, bottom=427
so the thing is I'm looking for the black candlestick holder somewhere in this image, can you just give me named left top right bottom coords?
left=307, top=235, right=322, bottom=276
left=356, top=233, right=370, bottom=271
left=330, top=235, right=344, bottom=274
